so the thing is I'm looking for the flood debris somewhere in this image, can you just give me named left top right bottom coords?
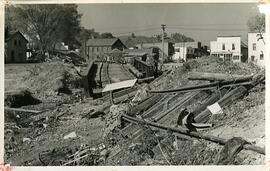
left=5, top=55, right=265, bottom=166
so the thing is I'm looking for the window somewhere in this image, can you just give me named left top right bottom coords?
left=252, top=43, right=256, bottom=51
left=260, top=54, right=264, bottom=60
left=14, top=40, right=17, bottom=46
left=18, top=40, right=21, bottom=47
left=232, top=43, right=235, bottom=50
left=233, top=55, right=239, bottom=60
left=251, top=55, right=255, bottom=61
left=222, top=43, right=225, bottom=50
left=97, top=47, right=99, bottom=52
left=224, top=54, right=231, bottom=61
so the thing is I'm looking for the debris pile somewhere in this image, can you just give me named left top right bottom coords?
left=4, top=56, right=265, bottom=165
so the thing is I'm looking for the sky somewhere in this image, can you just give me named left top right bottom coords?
left=77, top=3, right=261, bottom=45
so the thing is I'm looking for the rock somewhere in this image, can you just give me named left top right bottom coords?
left=23, top=137, right=31, bottom=143
left=64, top=131, right=77, bottom=139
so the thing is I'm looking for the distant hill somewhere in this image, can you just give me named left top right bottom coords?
left=118, top=33, right=195, bottom=48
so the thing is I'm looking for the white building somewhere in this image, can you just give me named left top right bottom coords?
left=173, top=42, right=209, bottom=62
left=210, top=36, right=248, bottom=63
left=248, top=33, right=265, bottom=67
left=173, top=46, right=188, bottom=62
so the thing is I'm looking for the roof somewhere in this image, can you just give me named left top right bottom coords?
left=5, top=31, right=28, bottom=43
left=217, top=35, right=241, bottom=37
left=102, top=79, right=137, bottom=92
left=123, top=48, right=153, bottom=57
left=211, top=51, right=233, bottom=54
left=86, top=38, right=120, bottom=47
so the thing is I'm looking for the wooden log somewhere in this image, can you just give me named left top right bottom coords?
left=188, top=72, right=253, bottom=81
left=137, top=76, right=155, bottom=83
left=148, top=77, right=255, bottom=94
left=152, top=91, right=201, bottom=122
left=194, top=86, right=248, bottom=123
left=122, top=114, right=265, bottom=155
left=130, top=94, right=163, bottom=116
left=192, top=88, right=228, bottom=115
left=121, top=94, right=175, bottom=137
left=4, top=107, right=43, bottom=114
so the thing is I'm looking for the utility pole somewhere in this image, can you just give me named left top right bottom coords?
left=161, top=24, right=166, bottom=69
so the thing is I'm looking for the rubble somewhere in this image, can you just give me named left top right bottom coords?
left=4, top=56, right=265, bottom=165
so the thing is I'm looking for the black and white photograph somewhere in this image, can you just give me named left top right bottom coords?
left=3, top=2, right=266, bottom=166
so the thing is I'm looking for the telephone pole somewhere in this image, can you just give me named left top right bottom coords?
left=161, top=24, right=166, bottom=69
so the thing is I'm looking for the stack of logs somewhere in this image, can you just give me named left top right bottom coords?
left=118, top=71, right=265, bottom=156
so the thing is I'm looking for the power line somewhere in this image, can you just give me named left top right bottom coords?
left=93, top=25, right=160, bottom=32
left=169, top=23, right=248, bottom=27
left=166, top=26, right=247, bottom=32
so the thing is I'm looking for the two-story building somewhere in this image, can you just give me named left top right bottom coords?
left=5, top=30, right=28, bottom=63
left=86, top=38, right=126, bottom=61
left=210, top=36, right=248, bottom=63
left=248, top=33, right=265, bottom=67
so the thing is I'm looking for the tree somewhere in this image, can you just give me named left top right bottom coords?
left=171, top=33, right=194, bottom=42
left=131, top=32, right=136, bottom=38
left=6, top=4, right=82, bottom=56
left=100, top=32, right=115, bottom=39
left=77, top=27, right=99, bottom=58
left=247, top=14, right=265, bottom=33
left=56, top=5, right=82, bottom=50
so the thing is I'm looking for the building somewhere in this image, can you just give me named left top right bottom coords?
left=248, top=33, right=265, bottom=67
left=210, top=36, right=248, bottom=63
left=5, top=31, right=28, bottom=63
left=86, top=38, right=127, bottom=61
left=136, top=41, right=174, bottom=62
left=173, top=41, right=209, bottom=62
